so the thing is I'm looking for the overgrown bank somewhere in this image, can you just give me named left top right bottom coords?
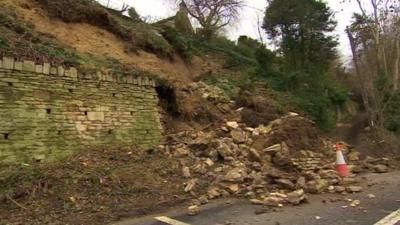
left=0, top=148, right=189, bottom=224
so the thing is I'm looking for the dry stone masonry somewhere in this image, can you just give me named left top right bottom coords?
left=0, top=57, right=162, bottom=164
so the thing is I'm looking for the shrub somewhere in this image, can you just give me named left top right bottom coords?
left=128, top=7, right=141, bottom=22
left=190, top=36, right=256, bottom=68
left=0, top=9, right=82, bottom=65
left=295, top=93, right=336, bottom=130
left=161, top=27, right=193, bottom=60
left=384, top=92, right=400, bottom=133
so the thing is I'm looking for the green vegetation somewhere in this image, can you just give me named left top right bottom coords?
left=128, top=7, right=141, bottom=22
left=1, top=0, right=350, bottom=130
left=0, top=10, right=82, bottom=66
left=166, top=0, right=347, bottom=130
left=190, top=36, right=257, bottom=68
left=384, top=92, right=400, bottom=133
left=260, top=0, right=344, bottom=130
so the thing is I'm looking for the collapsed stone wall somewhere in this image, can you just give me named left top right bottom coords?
left=0, top=57, right=162, bottom=164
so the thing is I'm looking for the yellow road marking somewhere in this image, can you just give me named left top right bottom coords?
left=154, top=216, right=191, bottom=225
left=375, top=209, right=400, bottom=225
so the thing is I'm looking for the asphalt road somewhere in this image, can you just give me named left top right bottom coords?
left=114, top=171, right=400, bottom=225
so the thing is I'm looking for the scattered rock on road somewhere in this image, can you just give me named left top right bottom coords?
left=346, top=186, right=363, bottom=193
left=287, top=189, right=306, bottom=205
left=187, top=205, right=200, bottom=216
left=373, top=165, right=389, bottom=173
left=159, top=112, right=391, bottom=210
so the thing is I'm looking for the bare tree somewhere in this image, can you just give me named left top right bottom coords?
left=394, top=33, right=400, bottom=90
left=346, top=27, right=374, bottom=126
left=353, top=0, right=400, bottom=86
left=346, top=0, right=400, bottom=128
left=177, top=0, right=244, bottom=39
left=120, top=3, right=129, bottom=14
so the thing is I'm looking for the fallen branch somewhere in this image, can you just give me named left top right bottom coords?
left=6, top=194, right=28, bottom=211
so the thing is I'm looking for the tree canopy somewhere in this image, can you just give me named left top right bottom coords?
left=179, top=0, right=244, bottom=39
left=263, top=0, right=337, bottom=72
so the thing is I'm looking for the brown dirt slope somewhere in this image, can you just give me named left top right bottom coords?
left=2, top=0, right=221, bottom=84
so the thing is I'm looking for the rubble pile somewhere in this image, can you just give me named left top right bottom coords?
left=188, top=81, right=232, bottom=104
left=158, top=113, right=391, bottom=214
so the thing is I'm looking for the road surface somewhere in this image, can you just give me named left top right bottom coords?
left=114, top=171, right=400, bottom=225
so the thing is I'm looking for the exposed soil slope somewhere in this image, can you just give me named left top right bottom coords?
left=2, top=0, right=221, bottom=84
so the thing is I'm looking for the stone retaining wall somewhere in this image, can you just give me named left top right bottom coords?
left=0, top=57, right=162, bottom=164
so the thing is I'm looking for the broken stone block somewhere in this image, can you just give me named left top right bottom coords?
left=272, top=152, right=291, bottom=167
left=347, top=151, right=361, bottom=161
left=184, top=179, right=197, bottom=192
left=204, top=158, right=214, bottom=167
left=264, top=144, right=282, bottom=154
left=230, top=128, right=247, bottom=144
left=305, top=179, right=329, bottom=194
left=250, top=199, right=265, bottom=205
left=296, top=177, right=306, bottom=188
left=207, top=187, right=221, bottom=199
left=341, top=177, right=358, bottom=185
left=373, top=165, right=389, bottom=173
left=275, top=178, right=295, bottom=190
left=226, top=184, right=240, bottom=194
left=174, top=147, right=189, bottom=157
left=226, top=121, right=239, bottom=129
left=198, top=196, right=209, bottom=205
left=187, top=205, right=200, bottom=216
left=346, top=186, right=363, bottom=193
left=182, top=166, right=191, bottom=178
left=248, top=148, right=261, bottom=162
left=216, top=141, right=234, bottom=159
left=287, top=189, right=306, bottom=205
left=334, top=186, right=346, bottom=193
left=223, top=168, right=246, bottom=182
left=255, top=124, right=272, bottom=135
left=263, top=196, right=285, bottom=207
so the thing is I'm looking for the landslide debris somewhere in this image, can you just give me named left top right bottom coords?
left=0, top=75, right=392, bottom=224
left=158, top=108, right=392, bottom=214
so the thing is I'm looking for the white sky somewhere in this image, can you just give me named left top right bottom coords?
left=101, top=0, right=363, bottom=59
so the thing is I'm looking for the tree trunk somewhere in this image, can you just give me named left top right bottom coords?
left=394, top=36, right=400, bottom=91
left=347, top=28, right=375, bottom=127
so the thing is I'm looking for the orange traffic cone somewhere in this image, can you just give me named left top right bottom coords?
left=334, top=143, right=349, bottom=177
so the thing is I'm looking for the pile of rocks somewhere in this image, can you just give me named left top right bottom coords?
left=188, top=81, right=232, bottom=104
left=158, top=113, right=389, bottom=214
